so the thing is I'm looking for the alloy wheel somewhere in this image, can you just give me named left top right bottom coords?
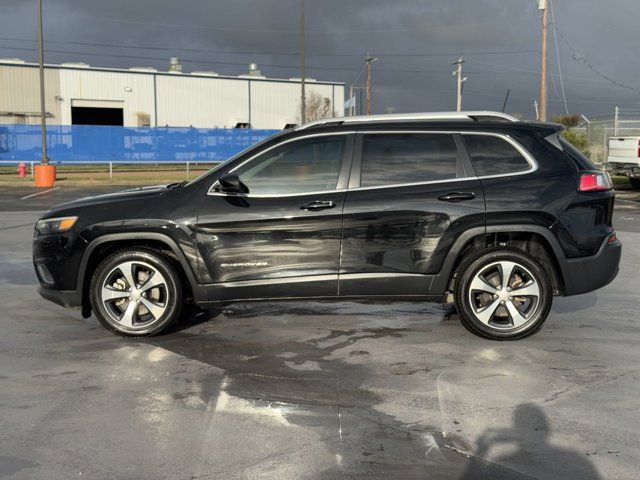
left=467, top=260, right=541, bottom=331
left=100, top=260, right=169, bottom=330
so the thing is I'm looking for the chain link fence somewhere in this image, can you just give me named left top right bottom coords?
left=568, top=108, right=640, bottom=165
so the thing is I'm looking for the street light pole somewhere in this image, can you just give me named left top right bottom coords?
left=300, top=0, right=306, bottom=124
left=37, top=0, right=48, bottom=165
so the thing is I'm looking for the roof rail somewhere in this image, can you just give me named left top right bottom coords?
left=296, top=111, right=519, bottom=130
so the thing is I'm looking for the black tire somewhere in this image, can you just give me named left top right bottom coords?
left=629, top=177, right=640, bottom=190
left=90, top=248, right=183, bottom=336
left=454, top=248, right=553, bottom=340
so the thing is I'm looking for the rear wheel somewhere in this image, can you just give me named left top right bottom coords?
left=454, top=248, right=552, bottom=340
left=90, top=248, right=183, bottom=336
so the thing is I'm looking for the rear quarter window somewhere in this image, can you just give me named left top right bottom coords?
left=463, top=134, right=531, bottom=176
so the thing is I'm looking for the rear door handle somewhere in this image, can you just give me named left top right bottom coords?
left=437, top=192, right=476, bottom=202
left=300, top=200, right=336, bottom=211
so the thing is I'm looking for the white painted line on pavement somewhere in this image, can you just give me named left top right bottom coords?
left=21, top=187, right=60, bottom=200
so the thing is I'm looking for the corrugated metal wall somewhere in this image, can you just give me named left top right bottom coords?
left=0, top=63, right=345, bottom=130
left=58, top=69, right=155, bottom=126
left=156, top=75, right=248, bottom=128
left=0, top=64, right=61, bottom=125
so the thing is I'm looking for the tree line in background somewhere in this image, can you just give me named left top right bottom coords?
left=552, top=114, right=590, bottom=156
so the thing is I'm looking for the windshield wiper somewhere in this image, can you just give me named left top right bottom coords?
left=167, top=181, right=188, bottom=189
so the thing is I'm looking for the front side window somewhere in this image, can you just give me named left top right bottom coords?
left=360, top=133, right=459, bottom=188
left=463, top=134, right=531, bottom=176
left=234, top=136, right=345, bottom=195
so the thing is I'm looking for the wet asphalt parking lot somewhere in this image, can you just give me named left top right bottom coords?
left=1, top=186, right=640, bottom=479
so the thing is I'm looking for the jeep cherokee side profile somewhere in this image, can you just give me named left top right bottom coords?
left=33, top=111, right=621, bottom=340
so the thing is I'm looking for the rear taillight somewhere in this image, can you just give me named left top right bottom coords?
left=579, top=172, right=613, bottom=192
left=637, top=139, right=640, bottom=158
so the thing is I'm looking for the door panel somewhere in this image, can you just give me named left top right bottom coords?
left=196, top=133, right=354, bottom=301
left=340, top=180, right=485, bottom=289
left=339, top=132, right=485, bottom=296
left=197, top=192, right=346, bottom=283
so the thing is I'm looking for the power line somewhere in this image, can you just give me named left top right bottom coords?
left=0, top=36, right=539, bottom=58
left=0, top=45, right=523, bottom=77
left=60, top=14, right=538, bottom=35
left=466, top=57, right=640, bottom=89
left=4, top=44, right=635, bottom=93
left=551, top=21, right=638, bottom=91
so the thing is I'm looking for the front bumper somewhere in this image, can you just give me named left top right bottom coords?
left=38, top=286, right=82, bottom=308
left=562, top=235, right=621, bottom=296
left=33, top=228, right=87, bottom=311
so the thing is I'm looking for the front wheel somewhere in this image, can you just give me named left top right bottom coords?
left=454, top=248, right=553, bottom=340
left=90, top=248, right=183, bottom=336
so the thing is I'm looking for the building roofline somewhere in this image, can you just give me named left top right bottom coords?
left=0, top=60, right=345, bottom=86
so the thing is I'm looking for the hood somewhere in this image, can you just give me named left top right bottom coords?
left=44, top=184, right=173, bottom=217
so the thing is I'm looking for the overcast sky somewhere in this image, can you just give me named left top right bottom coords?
left=1, top=0, right=638, bottom=119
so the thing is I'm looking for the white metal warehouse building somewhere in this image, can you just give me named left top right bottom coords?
left=0, top=59, right=345, bottom=130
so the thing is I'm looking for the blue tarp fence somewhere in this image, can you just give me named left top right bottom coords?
left=0, top=124, right=279, bottom=164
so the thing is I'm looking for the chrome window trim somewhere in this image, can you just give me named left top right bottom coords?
left=295, top=111, right=519, bottom=130
left=207, top=131, right=355, bottom=198
left=207, top=188, right=348, bottom=198
left=462, top=131, right=539, bottom=180
left=207, top=130, right=538, bottom=197
left=349, top=130, right=538, bottom=192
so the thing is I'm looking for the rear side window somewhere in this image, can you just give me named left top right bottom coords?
left=360, top=133, right=458, bottom=187
left=463, top=135, right=531, bottom=176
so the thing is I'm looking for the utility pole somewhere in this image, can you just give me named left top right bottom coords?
left=365, top=55, right=377, bottom=115
left=538, top=0, right=549, bottom=121
left=452, top=58, right=466, bottom=112
left=299, top=0, right=306, bottom=124
left=37, top=0, right=48, bottom=165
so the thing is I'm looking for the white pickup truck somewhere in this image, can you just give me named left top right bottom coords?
left=606, top=136, right=640, bottom=189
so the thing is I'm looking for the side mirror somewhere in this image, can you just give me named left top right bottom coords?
left=213, top=172, right=248, bottom=194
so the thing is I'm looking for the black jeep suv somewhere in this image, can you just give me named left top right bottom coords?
left=33, top=111, right=621, bottom=340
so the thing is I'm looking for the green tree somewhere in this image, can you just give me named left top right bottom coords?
left=552, top=114, right=590, bottom=156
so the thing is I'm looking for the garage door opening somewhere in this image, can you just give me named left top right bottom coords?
left=71, top=107, right=124, bottom=126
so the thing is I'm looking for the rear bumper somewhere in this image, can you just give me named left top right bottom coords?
left=38, top=285, right=82, bottom=308
left=562, top=235, right=621, bottom=296
left=605, top=162, right=640, bottom=177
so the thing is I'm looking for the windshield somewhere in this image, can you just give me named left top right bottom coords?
left=186, top=130, right=289, bottom=186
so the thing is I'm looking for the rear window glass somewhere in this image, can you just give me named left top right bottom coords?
left=360, top=133, right=458, bottom=187
left=463, top=135, right=531, bottom=176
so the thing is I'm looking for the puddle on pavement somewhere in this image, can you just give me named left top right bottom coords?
left=140, top=302, right=527, bottom=478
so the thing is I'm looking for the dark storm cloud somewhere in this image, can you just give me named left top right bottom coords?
left=1, top=0, right=638, bottom=117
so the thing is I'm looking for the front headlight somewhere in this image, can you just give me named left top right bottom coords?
left=35, top=216, right=78, bottom=235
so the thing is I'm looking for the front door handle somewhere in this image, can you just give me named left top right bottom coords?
left=300, top=200, right=336, bottom=211
left=437, top=192, right=476, bottom=202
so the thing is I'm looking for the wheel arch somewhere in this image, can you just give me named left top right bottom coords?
left=77, top=233, right=204, bottom=317
left=432, top=225, right=568, bottom=297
